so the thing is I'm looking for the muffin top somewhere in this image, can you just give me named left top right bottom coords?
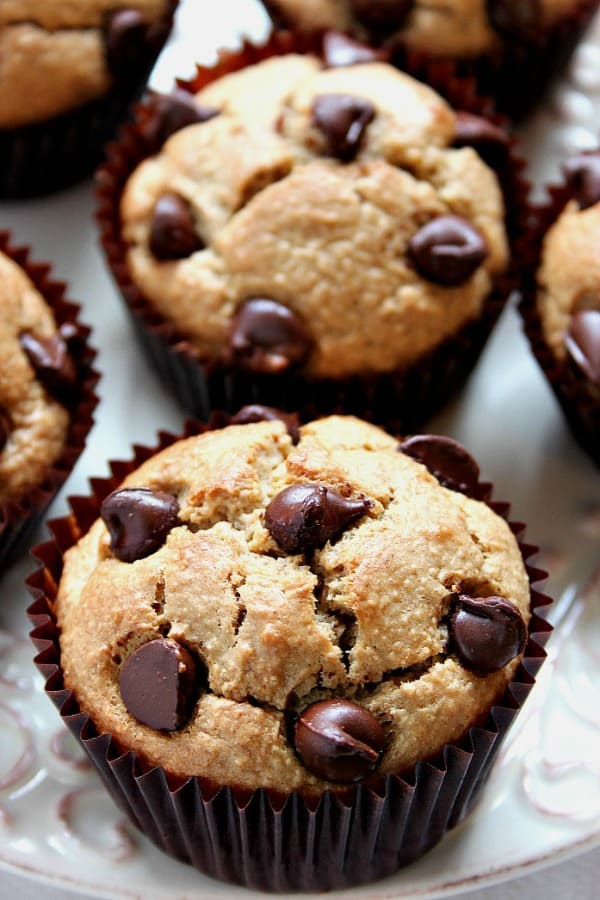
left=536, top=150, right=600, bottom=390
left=0, top=1, right=170, bottom=128
left=121, top=54, right=509, bottom=380
left=0, top=250, right=74, bottom=505
left=56, top=414, right=530, bottom=795
left=263, top=0, right=578, bottom=58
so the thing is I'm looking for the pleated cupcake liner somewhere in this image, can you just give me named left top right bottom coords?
left=0, top=1, right=179, bottom=198
left=519, top=184, right=599, bottom=466
left=0, top=231, right=100, bottom=570
left=96, top=30, right=531, bottom=431
left=27, top=417, right=552, bottom=891
left=262, top=0, right=600, bottom=121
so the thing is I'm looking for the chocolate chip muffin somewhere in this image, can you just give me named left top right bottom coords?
left=261, top=1, right=599, bottom=118
left=102, top=42, right=519, bottom=426
left=520, top=151, right=600, bottom=464
left=0, top=1, right=177, bottom=196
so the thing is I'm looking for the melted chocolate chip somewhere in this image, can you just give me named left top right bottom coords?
left=449, top=594, right=527, bottom=673
left=565, top=310, right=600, bottom=385
left=119, top=638, right=199, bottom=731
left=408, top=215, right=488, bottom=286
left=149, top=193, right=203, bottom=261
left=323, top=31, right=389, bottom=68
left=104, top=8, right=149, bottom=77
left=146, top=89, right=220, bottom=146
left=230, top=405, right=301, bottom=443
left=19, top=332, right=77, bottom=404
left=487, top=0, right=541, bottom=40
left=101, top=488, right=180, bottom=563
left=453, top=112, right=509, bottom=171
left=399, top=435, right=480, bottom=494
left=230, top=298, right=311, bottom=374
left=312, top=93, right=375, bottom=161
left=295, top=699, right=385, bottom=783
left=265, top=484, right=372, bottom=554
left=563, top=151, right=600, bottom=210
left=350, top=0, right=414, bottom=31
left=0, top=405, right=11, bottom=453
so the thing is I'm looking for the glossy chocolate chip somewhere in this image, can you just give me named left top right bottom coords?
left=323, top=31, right=389, bottom=67
left=19, top=332, right=77, bottom=403
left=230, top=298, right=311, bottom=374
left=119, top=638, right=199, bottom=731
left=0, top=405, right=11, bottom=453
left=408, top=215, right=488, bottom=286
left=146, top=89, right=220, bottom=146
left=565, top=310, right=600, bottom=385
left=453, top=112, right=509, bottom=170
left=350, top=0, right=414, bottom=31
left=312, top=93, right=375, bottom=161
left=399, top=434, right=480, bottom=494
left=101, top=487, right=180, bottom=563
left=563, top=151, right=600, bottom=210
left=487, top=0, right=541, bottom=40
left=149, top=193, right=203, bottom=261
left=265, top=483, right=372, bottom=554
left=295, top=699, right=385, bottom=783
left=449, top=594, right=527, bottom=673
left=230, top=405, right=301, bottom=443
left=104, top=8, right=149, bottom=77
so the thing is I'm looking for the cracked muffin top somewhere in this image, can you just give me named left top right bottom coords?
left=121, top=54, right=509, bottom=381
left=263, top=0, right=579, bottom=58
left=55, top=414, right=530, bottom=795
left=0, top=1, right=171, bottom=128
left=535, top=151, right=600, bottom=391
left=0, top=250, right=75, bottom=506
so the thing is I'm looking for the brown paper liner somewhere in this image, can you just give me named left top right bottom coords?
left=26, top=417, right=552, bottom=891
left=0, top=1, right=178, bottom=198
left=519, top=184, right=599, bottom=466
left=262, top=0, right=599, bottom=121
left=0, top=232, right=100, bottom=569
left=96, top=31, right=531, bottom=431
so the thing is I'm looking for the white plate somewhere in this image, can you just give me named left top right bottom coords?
left=0, top=1, right=599, bottom=897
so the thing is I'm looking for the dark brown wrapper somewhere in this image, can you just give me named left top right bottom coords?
left=27, top=417, right=552, bottom=891
left=519, top=184, right=599, bottom=466
left=0, top=231, right=99, bottom=569
left=0, top=1, right=178, bottom=198
left=96, top=31, right=531, bottom=431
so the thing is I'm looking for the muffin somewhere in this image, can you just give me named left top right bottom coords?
left=99, top=36, right=525, bottom=427
left=29, top=412, right=551, bottom=891
left=261, top=0, right=600, bottom=119
left=0, top=1, right=178, bottom=197
left=0, top=232, right=98, bottom=567
left=522, top=150, right=600, bottom=464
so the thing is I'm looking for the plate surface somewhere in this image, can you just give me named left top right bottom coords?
left=0, top=1, right=599, bottom=897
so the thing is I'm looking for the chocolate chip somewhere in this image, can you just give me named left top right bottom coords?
left=119, top=638, right=200, bottom=731
left=399, top=434, right=480, bottom=494
left=563, top=151, right=600, bottom=210
left=312, top=93, right=375, bottom=161
left=19, top=332, right=77, bottom=404
left=0, top=405, right=11, bottom=453
left=104, top=8, right=150, bottom=77
left=323, top=31, right=389, bottom=67
left=565, top=310, right=600, bottom=386
left=145, top=89, right=220, bottom=146
left=487, top=0, right=541, bottom=40
left=453, top=112, right=509, bottom=171
left=149, top=193, right=203, bottom=261
left=230, top=298, right=311, bottom=374
left=230, top=405, right=301, bottom=443
left=101, top=488, right=180, bottom=563
left=265, top=484, right=372, bottom=554
left=295, top=699, right=385, bottom=782
left=350, top=0, right=414, bottom=31
left=449, top=594, right=527, bottom=673
left=408, top=215, right=488, bottom=286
